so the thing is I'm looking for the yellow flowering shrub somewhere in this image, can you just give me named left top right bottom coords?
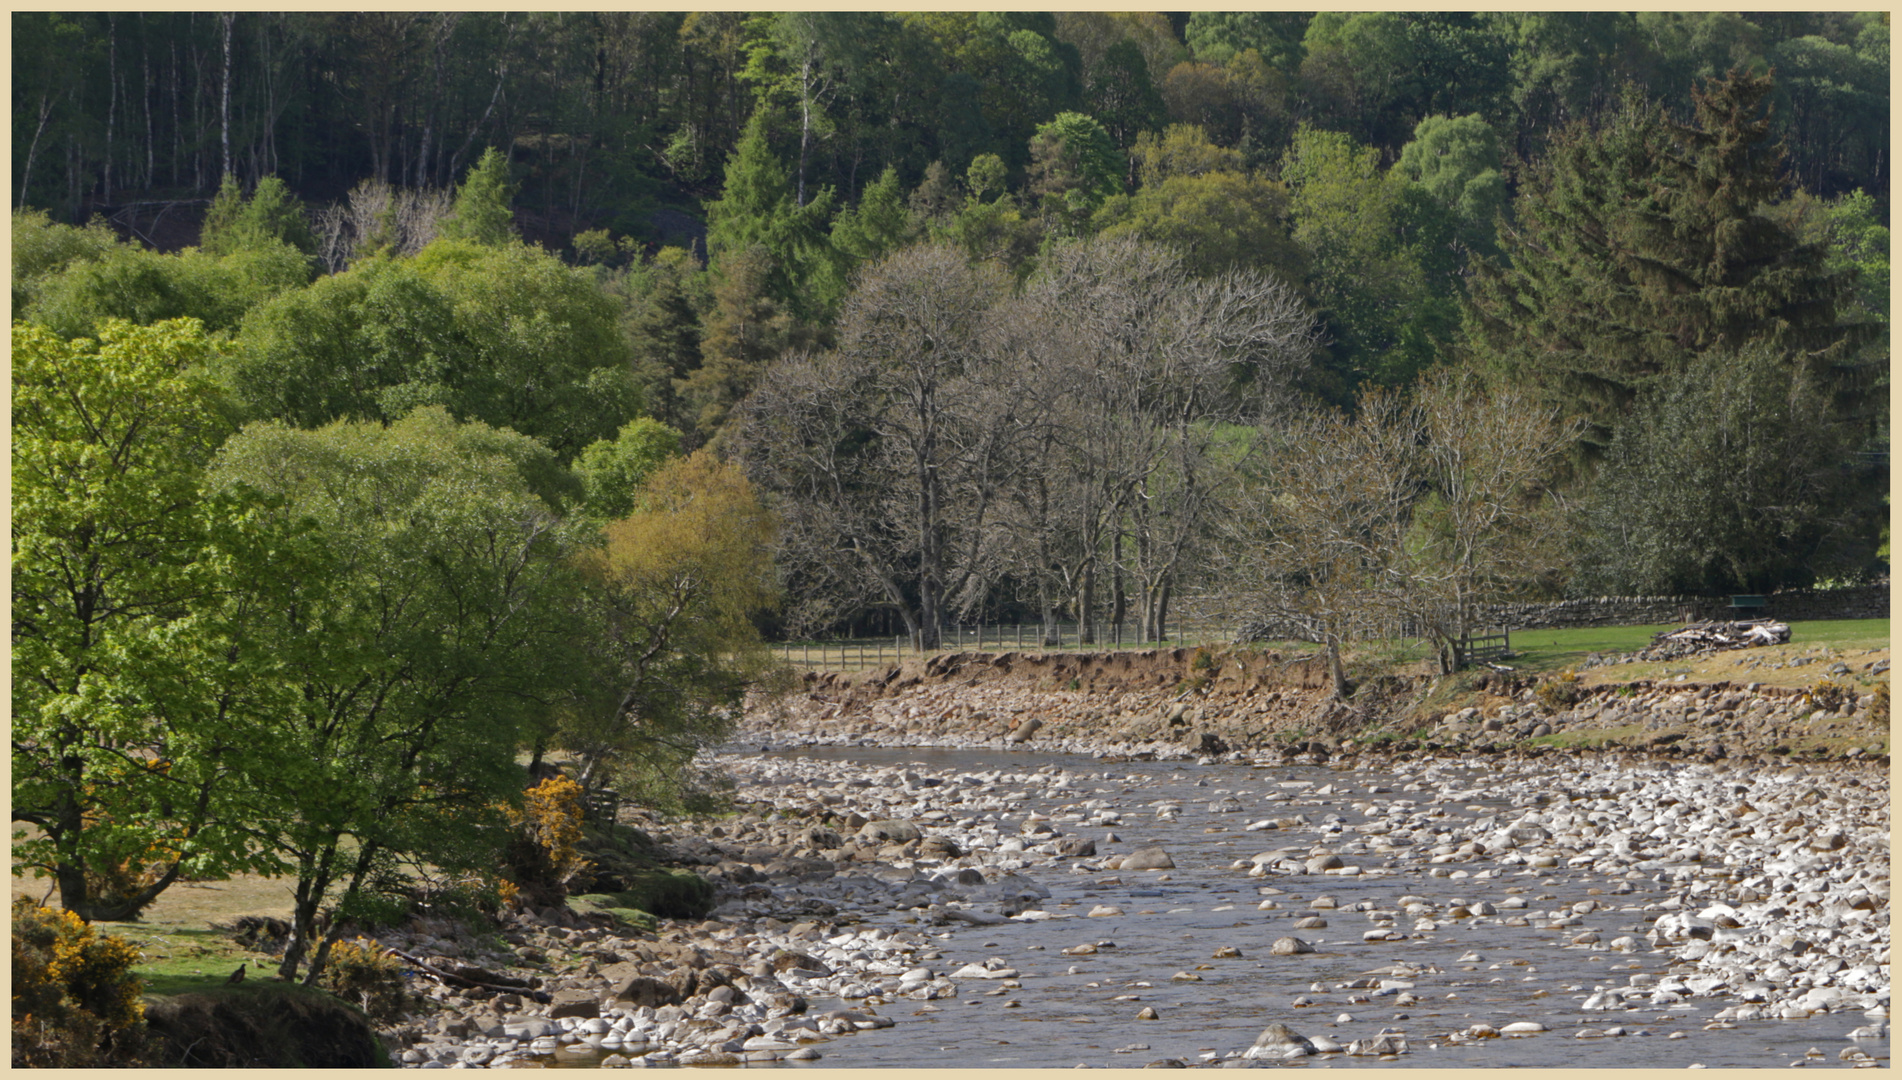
left=317, top=938, right=409, bottom=1024
left=11, top=899, right=147, bottom=1066
left=503, top=776, right=591, bottom=907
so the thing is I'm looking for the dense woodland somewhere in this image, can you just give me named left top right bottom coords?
left=10, top=11, right=1890, bottom=986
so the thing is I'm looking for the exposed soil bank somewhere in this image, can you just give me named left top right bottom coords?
left=745, top=647, right=1889, bottom=767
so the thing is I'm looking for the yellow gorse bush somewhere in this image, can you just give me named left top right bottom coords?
left=319, top=937, right=409, bottom=1023
left=514, top=776, right=589, bottom=884
left=11, top=899, right=146, bottom=1066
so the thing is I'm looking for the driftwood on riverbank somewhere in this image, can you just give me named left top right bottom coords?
left=1637, top=620, right=1790, bottom=662
left=383, top=946, right=550, bottom=1002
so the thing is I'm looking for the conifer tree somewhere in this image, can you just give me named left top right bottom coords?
left=1467, top=70, right=1872, bottom=441
left=438, top=147, right=519, bottom=247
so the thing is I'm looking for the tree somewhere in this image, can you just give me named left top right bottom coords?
left=227, top=240, right=640, bottom=459
left=1026, top=111, right=1122, bottom=233
left=618, top=246, right=707, bottom=433
left=1395, top=113, right=1508, bottom=253
left=829, top=165, right=915, bottom=265
left=1212, top=391, right=1419, bottom=698
left=1095, top=125, right=1306, bottom=283
left=26, top=243, right=313, bottom=341
left=680, top=244, right=813, bottom=451
left=557, top=451, right=777, bottom=797
left=1085, top=40, right=1166, bottom=153
left=12, top=319, right=280, bottom=921
left=199, top=175, right=318, bottom=258
left=11, top=210, right=120, bottom=313
left=1299, top=13, right=1512, bottom=154
left=737, top=245, right=1015, bottom=646
left=205, top=408, right=584, bottom=984
left=436, top=146, right=518, bottom=246
left=572, top=417, right=684, bottom=523
left=1467, top=71, right=1871, bottom=439
left=1282, top=125, right=1460, bottom=392
left=1185, top=13, right=1308, bottom=71
left=995, top=235, right=1320, bottom=645
left=1401, top=367, right=1581, bottom=673
left=703, top=110, right=842, bottom=323
left=1573, top=344, right=1883, bottom=595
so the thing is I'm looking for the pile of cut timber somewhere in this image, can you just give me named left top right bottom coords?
left=1635, top=620, right=1791, bottom=662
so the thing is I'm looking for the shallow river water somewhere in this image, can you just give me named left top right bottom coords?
left=539, top=744, right=1887, bottom=1070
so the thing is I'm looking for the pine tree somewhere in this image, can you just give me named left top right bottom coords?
left=703, top=110, right=843, bottom=323
left=1467, top=70, right=1872, bottom=441
left=439, top=147, right=519, bottom=247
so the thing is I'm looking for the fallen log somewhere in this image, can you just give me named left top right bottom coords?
left=381, top=946, right=549, bottom=1002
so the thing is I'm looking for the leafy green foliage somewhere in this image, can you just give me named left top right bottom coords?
left=1095, top=125, right=1304, bottom=282
left=1027, top=111, right=1124, bottom=232
left=227, top=240, right=638, bottom=458
left=573, top=417, right=685, bottom=523
left=1467, top=72, right=1869, bottom=437
left=1283, top=125, right=1460, bottom=392
left=200, top=176, right=318, bottom=258
left=703, top=111, right=843, bottom=323
left=11, top=209, right=120, bottom=312
left=26, top=242, right=313, bottom=340
left=1573, top=344, right=1882, bottom=596
left=436, top=147, right=519, bottom=246
left=12, top=319, right=282, bottom=921
left=205, top=407, right=588, bottom=982
left=1395, top=113, right=1508, bottom=252
left=558, top=452, right=778, bottom=794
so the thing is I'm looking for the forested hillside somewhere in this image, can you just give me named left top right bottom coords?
left=10, top=12, right=1889, bottom=959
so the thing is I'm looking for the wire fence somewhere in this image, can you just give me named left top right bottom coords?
left=772, top=621, right=1244, bottom=672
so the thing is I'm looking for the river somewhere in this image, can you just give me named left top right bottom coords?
left=527, top=743, right=1888, bottom=1070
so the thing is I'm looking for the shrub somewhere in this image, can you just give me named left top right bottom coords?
left=1536, top=670, right=1584, bottom=712
left=1870, top=681, right=1889, bottom=724
left=1807, top=679, right=1853, bottom=713
left=317, top=939, right=410, bottom=1025
left=1191, top=647, right=1216, bottom=671
left=11, top=899, right=148, bottom=1067
left=503, top=776, right=590, bottom=908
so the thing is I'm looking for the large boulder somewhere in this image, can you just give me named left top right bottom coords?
left=611, top=973, right=692, bottom=1008
left=1244, top=1022, right=1316, bottom=1060
left=858, top=820, right=922, bottom=844
left=1005, top=717, right=1043, bottom=744
left=547, top=988, right=601, bottom=1019
left=1269, top=937, right=1314, bottom=955
left=1122, top=846, right=1175, bottom=870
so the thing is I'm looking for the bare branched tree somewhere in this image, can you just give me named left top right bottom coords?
left=737, top=245, right=1020, bottom=648
left=1003, top=235, right=1320, bottom=644
left=1401, top=367, right=1584, bottom=672
left=312, top=178, right=454, bottom=273
left=1208, top=391, right=1419, bottom=698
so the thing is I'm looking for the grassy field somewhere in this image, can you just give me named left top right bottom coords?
left=1510, top=618, right=1889, bottom=689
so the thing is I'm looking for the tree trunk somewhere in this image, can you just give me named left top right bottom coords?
left=141, top=15, right=154, bottom=189
left=104, top=15, right=117, bottom=204
left=1037, top=578, right=1059, bottom=647
left=278, top=847, right=337, bottom=982
left=19, top=92, right=53, bottom=209
left=302, top=842, right=380, bottom=986
left=1076, top=562, right=1095, bottom=645
left=220, top=12, right=233, bottom=181
left=1110, top=533, right=1126, bottom=638
left=795, top=54, right=812, bottom=208
left=1326, top=639, right=1348, bottom=699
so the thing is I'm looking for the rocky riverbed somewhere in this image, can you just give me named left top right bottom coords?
left=365, top=650, right=1886, bottom=1069
left=371, top=745, right=1887, bottom=1069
